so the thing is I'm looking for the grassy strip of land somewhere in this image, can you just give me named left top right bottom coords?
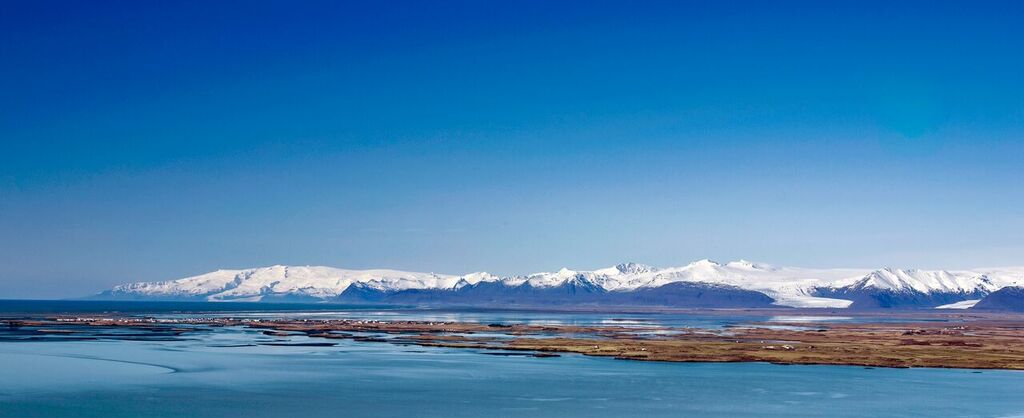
left=5, top=314, right=1024, bottom=370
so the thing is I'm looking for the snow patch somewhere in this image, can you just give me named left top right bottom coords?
left=935, top=299, right=981, bottom=310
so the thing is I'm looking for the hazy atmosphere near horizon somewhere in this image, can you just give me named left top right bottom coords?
left=2, top=0, right=1024, bottom=299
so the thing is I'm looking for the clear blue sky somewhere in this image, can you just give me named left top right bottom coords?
left=2, top=1, right=1023, bottom=298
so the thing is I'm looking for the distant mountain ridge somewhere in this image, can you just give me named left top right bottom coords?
left=973, top=287, right=1024, bottom=312
left=813, top=267, right=1000, bottom=309
left=93, top=261, right=1024, bottom=309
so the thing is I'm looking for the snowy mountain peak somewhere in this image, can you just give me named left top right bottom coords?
left=459, top=272, right=499, bottom=284
left=725, top=260, right=773, bottom=270
left=842, top=268, right=996, bottom=294
left=688, top=259, right=721, bottom=268
left=612, top=262, right=655, bottom=274
left=98, top=261, right=1024, bottom=309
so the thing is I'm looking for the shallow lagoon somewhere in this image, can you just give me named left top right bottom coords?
left=2, top=302, right=1023, bottom=417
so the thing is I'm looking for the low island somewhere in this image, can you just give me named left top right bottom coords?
left=5, top=311, right=1024, bottom=370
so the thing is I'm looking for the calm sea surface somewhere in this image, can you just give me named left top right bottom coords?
left=1, top=300, right=1022, bottom=417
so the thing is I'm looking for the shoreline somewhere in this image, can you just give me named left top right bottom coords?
left=5, top=312, right=1024, bottom=371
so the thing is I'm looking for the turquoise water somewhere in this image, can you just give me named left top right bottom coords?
left=2, top=327, right=1023, bottom=417
left=1, top=302, right=1022, bottom=417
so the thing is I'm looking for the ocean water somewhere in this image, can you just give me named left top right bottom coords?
left=1, top=301, right=1022, bottom=417
left=0, top=299, right=955, bottom=328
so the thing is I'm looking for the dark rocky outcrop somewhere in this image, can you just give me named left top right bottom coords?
left=336, top=278, right=775, bottom=308
left=813, top=287, right=987, bottom=309
left=972, top=286, right=1024, bottom=311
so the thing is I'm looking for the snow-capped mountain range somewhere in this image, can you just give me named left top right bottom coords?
left=95, top=260, right=1024, bottom=309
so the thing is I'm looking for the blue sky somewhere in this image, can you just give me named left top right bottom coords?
left=2, top=1, right=1023, bottom=298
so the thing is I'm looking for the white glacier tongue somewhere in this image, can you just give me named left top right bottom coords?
left=102, top=260, right=1024, bottom=308
left=935, top=299, right=982, bottom=309
left=625, top=260, right=868, bottom=308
